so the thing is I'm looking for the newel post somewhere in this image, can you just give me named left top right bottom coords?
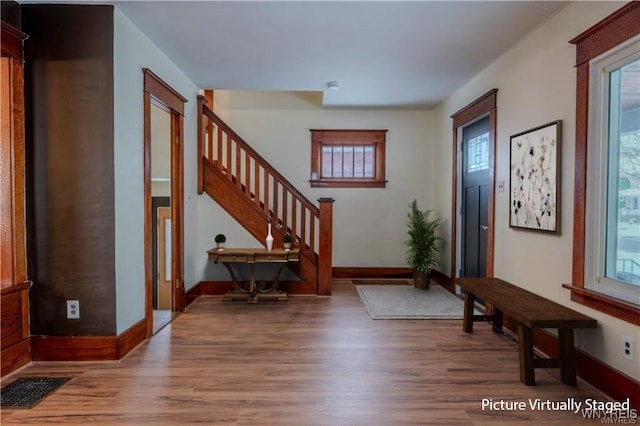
left=318, top=197, right=335, bottom=295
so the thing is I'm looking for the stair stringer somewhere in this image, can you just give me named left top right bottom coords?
left=202, top=158, right=318, bottom=293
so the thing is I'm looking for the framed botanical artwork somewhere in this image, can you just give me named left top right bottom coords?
left=509, top=120, right=561, bottom=233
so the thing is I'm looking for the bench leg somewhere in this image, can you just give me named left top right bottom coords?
left=518, top=324, right=535, bottom=385
left=558, top=328, right=577, bottom=385
left=492, top=308, right=504, bottom=334
left=463, top=292, right=475, bottom=333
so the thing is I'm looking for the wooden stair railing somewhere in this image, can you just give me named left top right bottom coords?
left=197, top=96, right=333, bottom=295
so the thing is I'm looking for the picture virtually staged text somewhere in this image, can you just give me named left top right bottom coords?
left=481, top=398, right=636, bottom=416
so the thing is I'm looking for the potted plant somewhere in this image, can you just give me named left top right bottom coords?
left=283, top=233, right=293, bottom=251
left=405, top=200, right=442, bottom=289
left=215, top=233, right=226, bottom=251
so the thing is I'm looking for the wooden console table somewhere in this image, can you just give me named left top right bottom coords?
left=207, top=248, right=299, bottom=303
left=456, top=277, right=597, bottom=386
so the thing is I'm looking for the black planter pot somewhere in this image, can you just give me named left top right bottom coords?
left=413, top=270, right=430, bottom=289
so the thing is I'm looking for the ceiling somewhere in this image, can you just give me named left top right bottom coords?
left=27, top=1, right=572, bottom=109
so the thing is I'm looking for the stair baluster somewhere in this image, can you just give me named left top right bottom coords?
left=197, top=95, right=332, bottom=294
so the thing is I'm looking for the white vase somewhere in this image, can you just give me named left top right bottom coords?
left=266, top=222, right=274, bottom=251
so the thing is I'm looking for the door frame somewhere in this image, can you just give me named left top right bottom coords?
left=449, top=89, right=498, bottom=288
left=143, top=68, right=187, bottom=337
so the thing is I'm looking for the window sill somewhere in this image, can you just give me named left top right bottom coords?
left=562, top=284, right=640, bottom=326
left=309, top=180, right=387, bottom=188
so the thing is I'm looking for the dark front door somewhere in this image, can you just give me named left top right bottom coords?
left=461, top=117, right=490, bottom=278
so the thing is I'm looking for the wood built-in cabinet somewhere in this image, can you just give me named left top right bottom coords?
left=1, top=21, right=31, bottom=377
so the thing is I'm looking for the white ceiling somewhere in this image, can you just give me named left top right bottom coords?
left=27, top=1, right=572, bottom=109
left=113, top=1, right=570, bottom=109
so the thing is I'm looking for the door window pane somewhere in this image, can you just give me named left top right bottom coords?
left=467, top=132, right=490, bottom=173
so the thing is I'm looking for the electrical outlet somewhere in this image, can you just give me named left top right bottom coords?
left=66, top=300, right=80, bottom=319
left=622, top=336, right=634, bottom=361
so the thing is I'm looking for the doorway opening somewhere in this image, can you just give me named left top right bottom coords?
left=143, top=69, right=187, bottom=336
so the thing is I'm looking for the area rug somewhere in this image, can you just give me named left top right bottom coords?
left=356, top=285, right=471, bottom=319
left=351, top=279, right=411, bottom=285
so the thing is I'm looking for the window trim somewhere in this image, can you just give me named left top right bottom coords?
left=585, top=39, right=640, bottom=304
left=565, top=2, right=640, bottom=326
left=309, top=129, right=387, bottom=188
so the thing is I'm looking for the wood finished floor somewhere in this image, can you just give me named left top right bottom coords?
left=1, top=280, right=607, bottom=425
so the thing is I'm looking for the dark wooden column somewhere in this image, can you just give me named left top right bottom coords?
left=318, top=198, right=334, bottom=295
left=23, top=5, right=116, bottom=336
left=1, top=20, right=31, bottom=377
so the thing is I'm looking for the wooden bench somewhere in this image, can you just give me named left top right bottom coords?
left=456, top=277, right=597, bottom=386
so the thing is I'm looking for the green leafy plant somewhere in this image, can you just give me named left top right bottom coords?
left=405, top=200, right=442, bottom=274
left=283, top=233, right=292, bottom=244
left=215, top=234, right=226, bottom=243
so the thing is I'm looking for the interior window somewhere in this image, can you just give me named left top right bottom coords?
left=310, top=129, right=387, bottom=188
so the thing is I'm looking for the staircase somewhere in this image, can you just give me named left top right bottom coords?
left=197, top=96, right=333, bottom=295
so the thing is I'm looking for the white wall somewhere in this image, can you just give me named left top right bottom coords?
left=432, top=1, right=639, bottom=381
left=151, top=103, right=171, bottom=197
left=113, top=7, right=201, bottom=334
left=200, top=97, right=435, bottom=274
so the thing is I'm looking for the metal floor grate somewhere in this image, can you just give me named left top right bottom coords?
left=1, top=378, right=71, bottom=409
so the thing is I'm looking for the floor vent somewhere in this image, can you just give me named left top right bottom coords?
left=1, top=378, right=71, bottom=409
